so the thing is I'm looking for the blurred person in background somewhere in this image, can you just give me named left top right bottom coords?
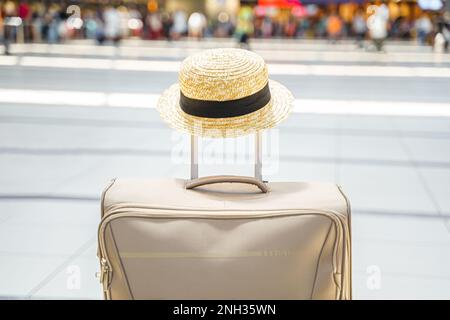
left=235, top=6, right=253, bottom=49
left=117, top=6, right=131, bottom=40
left=171, top=9, right=187, bottom=39
left=2, top=0, right=17, bottom=54
left=326, top=11, right=343, bottom=42
left=83, top=10, right=98, bottom=40
left=161, top=12, right=173, bottom=41
left=261, top=16, right=273, bottom=37
left=284, top=16, right=297, bottom=38
left=352, top=9, right=367, bottom=47
left=18, top=0, right=30, bottom=42
left=57, top=5, right=70, bottom=42
left=204, top=18, right=214, bottom=37
left=215, top=12, right=234, bottom=37
left=95, top=9, right=105, bottom=44
left=188, top=12, right=206, bottom=39
left=1, top=2, right=5, bottom=54
left=339, top=3, right=354, bottom=37
left=0, top=4, right=3, bottom=53
left=296, top=16, right=309, bottom=38
left=82, top=10, right=91, bottom=39
left=128, top=5, right=142, bottom=38
left=367, top=1, right=389, bottom=51
left=44, top=4, right=61, bottom=43
left=0, top=3, right=3, bottom=50
left=415, top=12, right=433, bottom=45
left=398, top=16, right=412, bottom=39
left=30, top=3, right=44, bottom=42
left=316, top=13, right=328, bottom=38
left=442, top=22, right=450, bottom=52
left=272, top=18, right=283, bottom=37
left=434, top=20, right=449, bottom=52
left=146, top=11, right=162, bottom=39
left=103, top=5, right=121, bottom=44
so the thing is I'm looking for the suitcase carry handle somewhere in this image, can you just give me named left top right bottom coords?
left=190, top=131, right=264, bottom=181
left=186, top=175, right=269, bottom=193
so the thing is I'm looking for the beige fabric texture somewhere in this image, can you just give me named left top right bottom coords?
left=98, top=178, right=352, bottom=300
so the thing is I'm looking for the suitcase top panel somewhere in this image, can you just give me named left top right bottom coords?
left=102, top=179, right=349, bottom=218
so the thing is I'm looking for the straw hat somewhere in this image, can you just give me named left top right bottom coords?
left=157, top=48, right=294, bottom=138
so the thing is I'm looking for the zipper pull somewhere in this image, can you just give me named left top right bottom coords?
left=100, top=258, right=110, bottom=285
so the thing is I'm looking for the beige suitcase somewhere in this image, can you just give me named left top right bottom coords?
left=97, top=135, right=352, bottom=300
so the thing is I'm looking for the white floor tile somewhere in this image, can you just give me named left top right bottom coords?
left=0, top=124, right=169, bottom=149
left=0, top=218, right=96, bottom=255
left=340, top=135, right=409, bottom=162
left=403, top=137, right=450, bottom=163
left=0, top=154, right=173, bottom=195
left=352, top=214, right=450, bottom=243
left=2, top=106, right=450, bottom=299
left=274, top=161, right=336, bottom=182
left=351, top=214, right=450, bottom=298
left=419, top=167, right=450, bottom=215
left=279, top=132, right=336, bottom=159
left=55, top=156, right=175, bottom=195
left=392, top=116, right=450, bottom=134
left=353, top=238, right=450, bottom=279
left=0, top=155, right=107, bottom=194
left=353, top=272, right=450, bottom=299
left=339, top=163, right=437, bottom=214
left=32, top=243, right=102, bottom=299
left=0, top=255, right=67, bottom=297
left=0, top=201, right=99, bottom=226
left=338, top=115, right=395, bottom=131
left=281, top=113, right=338, bottom=130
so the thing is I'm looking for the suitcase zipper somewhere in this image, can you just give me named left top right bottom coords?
left=97, top=207, right=350, bottom=299
left=98, top=178, right=116, bottom=298
left=98, top=257, right=111, bottom=298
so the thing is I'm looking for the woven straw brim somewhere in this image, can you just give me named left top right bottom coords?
left=157, top=80, right=294, bottom=138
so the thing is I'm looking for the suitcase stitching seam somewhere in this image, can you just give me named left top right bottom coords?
left=110, top=225, right=135, bottom=300
left=310, top=220, right=333, bottom=300
left=337, top=185, right=352, bottom=300
left=98, top=178, right=117, bottom=299
left=101, top=178, right=117, bottom=219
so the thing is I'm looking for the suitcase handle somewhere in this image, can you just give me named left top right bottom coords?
left=185, top=175, right=269, bottom=193
left=190, top=131, right=263, bottom=181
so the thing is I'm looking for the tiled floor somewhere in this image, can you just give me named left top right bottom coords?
left=1, top=40, right=449, bottom=299
left=0, top=201, right=100, bottom=298
left=0, top=105, right=449, bottom=299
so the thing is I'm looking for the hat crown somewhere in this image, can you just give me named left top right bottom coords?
left=179, top=48, right=269, bottom=101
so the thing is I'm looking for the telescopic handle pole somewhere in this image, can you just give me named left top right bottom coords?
left=190, top=131, right=263, bottom=182
left=254, top=131, right=262, bottom=181
left=190, top=135, right=199, bottom=180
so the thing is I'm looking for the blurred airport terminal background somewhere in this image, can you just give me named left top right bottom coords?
left=1, top=0, right=450, bottom=300
left=0, top=0, right=449, bottom=49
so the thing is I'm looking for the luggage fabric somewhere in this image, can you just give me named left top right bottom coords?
left=97, top=177, right=351, bottom=300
